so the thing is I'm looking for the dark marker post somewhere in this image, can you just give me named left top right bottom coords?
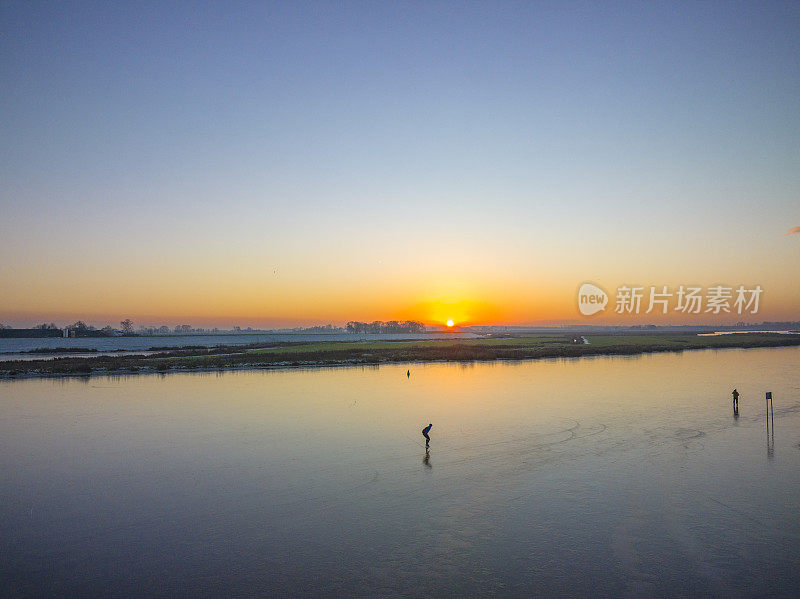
left=766, top=391, right=775, bottom=438
left=766, top=392, right=770, bottom=427
left=766, top=392, right=775, bottom=457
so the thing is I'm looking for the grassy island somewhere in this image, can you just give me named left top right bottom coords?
left=2, top=332, right=799, bottom=379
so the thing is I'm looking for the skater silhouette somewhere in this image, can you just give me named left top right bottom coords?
left=422, top=423, right=432, bottom=446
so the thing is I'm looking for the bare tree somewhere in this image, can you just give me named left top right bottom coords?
left=120, top=319, right=134, bottom=335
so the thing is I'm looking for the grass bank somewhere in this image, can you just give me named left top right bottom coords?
left=1, top=333, right=799, bottom=379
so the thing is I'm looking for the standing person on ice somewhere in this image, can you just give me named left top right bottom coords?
left=422, top=423, right=433, bottom=446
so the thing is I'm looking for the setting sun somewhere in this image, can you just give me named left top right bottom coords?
left=446, top=319, right=454, bottom=327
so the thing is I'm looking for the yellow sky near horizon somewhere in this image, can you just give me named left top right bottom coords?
left=3, top=215, right=799, bottom=328
left=2, top=257, right=798, bottom=328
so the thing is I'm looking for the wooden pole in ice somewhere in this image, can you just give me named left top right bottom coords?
left=766, top=392, right=770, bottom=428
left=766, top=391, right=774, bottom=432
left=770, top=392, right=774, bottom=435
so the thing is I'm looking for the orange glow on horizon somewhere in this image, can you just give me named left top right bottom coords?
left=1, top=273, right=796, bottom=328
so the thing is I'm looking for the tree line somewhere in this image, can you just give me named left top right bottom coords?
left=345, top=320, right=425, bottom=334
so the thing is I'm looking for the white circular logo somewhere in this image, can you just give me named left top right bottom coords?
left=577, top=282, right=608, bottom=316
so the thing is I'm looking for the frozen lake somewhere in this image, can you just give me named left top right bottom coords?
left=1, top=347, right=799, bottom=596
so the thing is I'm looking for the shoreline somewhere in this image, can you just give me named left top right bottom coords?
left=2, top=333, right=799, bottom=380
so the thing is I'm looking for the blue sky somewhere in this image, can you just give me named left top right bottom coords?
left=1, top=1, right=798, bottom=326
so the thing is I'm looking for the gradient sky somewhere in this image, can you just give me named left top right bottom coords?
left=2, top=1, right=799, bottom=327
